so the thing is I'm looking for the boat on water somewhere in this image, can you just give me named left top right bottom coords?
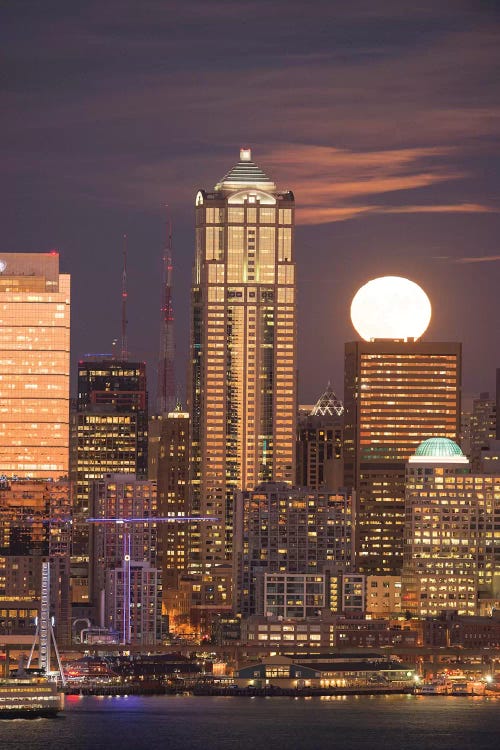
left=417, top=677, right=452, bottom=695
left=450, top=680, right=486, bottom=696
left=0, top=672, right=64, bottom=719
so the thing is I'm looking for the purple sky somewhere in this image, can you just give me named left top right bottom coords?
left=2, top=1, right=500, bottom=404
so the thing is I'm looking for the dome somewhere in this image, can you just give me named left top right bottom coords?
left=409, top=437, right=469, bottom=465
left=415, top=438, right=463, bottom=457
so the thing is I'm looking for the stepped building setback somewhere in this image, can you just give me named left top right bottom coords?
left=188, top=148, right=297, bottom=609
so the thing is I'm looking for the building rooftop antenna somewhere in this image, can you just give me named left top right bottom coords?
left=121, top=234, right=128, bottom=360
left=157, top=206, right=176, bottom=413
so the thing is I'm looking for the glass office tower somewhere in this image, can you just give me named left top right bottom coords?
left=344, top=340, right=461, bottom=575
left=0, top=252, right=70, bottom=478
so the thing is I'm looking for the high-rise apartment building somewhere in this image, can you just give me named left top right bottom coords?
left=188, top=149, right=296, bottom=595
left=344, top=340, right=461, bottom=575
left=156, top=407, right=190, bottom=589
left=0, top=252, right=70, bottom=478
left=90, top=474, right=161, bottom=644
left=233, top=482, right=352, bottom=617
left=402, top=437, right=500, bottom=617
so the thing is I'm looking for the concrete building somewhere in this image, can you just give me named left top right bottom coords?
left=0, top=252, right=70, bottom=478
left=469, top=392, right=496, bottom=470
left=240, top=614, right=419, bottom=650
left=233, top=482, right=352, bottom=617
left=365, top=576, right=402, bottom=618
left=402, top=438, right=500, bottom=617
left=155, top=407, right=192, bottom=620
left=0, top=478, right=72, bottom=645
left=264, top=573, right=325, bottom=619
left=90, top=474, right=161, bottom=644
left=105, top=561, right=162, bottom=646
left=188, top=149, right=296, bottom=608
left=344, top=340, right=461, bottom=576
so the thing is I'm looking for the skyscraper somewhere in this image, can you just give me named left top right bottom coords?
left=73, top=358, right=148, bottom=521
left=296, top=383, right=344, bottom=491
left=188, top=148, right=297, bottom=597
left=344, top=339, right=461, bottom=575
left=0, top=252, right=70, bottom=478
left=71, top=358, right=148, bottom=611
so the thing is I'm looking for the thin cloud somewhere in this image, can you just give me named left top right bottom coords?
left=453, top=255, right=500, bottom=264
left=262, top=144, right=479, bottom=225
left=381, top=203, right=496, bottom=215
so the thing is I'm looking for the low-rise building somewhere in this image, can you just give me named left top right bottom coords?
left=235, top=654, right=415, bottom=690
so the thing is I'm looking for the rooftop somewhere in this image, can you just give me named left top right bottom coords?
left=311, top=382, right=344, bottom=417
left=215, top=148, right=276, bottom=192
left=409, top=437, right=469, bottom=465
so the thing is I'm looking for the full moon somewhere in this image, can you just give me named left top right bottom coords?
left=350, top=276, right=432, bottom=341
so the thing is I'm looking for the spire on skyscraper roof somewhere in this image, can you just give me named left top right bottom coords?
left=215, top=148, right=276, bottom=191
left=310, top=382, right=344, bottom=417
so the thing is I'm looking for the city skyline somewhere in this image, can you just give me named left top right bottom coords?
left=2, top=1, right=500, bottom=403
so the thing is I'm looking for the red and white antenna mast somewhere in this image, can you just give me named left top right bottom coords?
left=121, top=234, right=129, bottom=360
left=157, top=207, right=176, bottom=414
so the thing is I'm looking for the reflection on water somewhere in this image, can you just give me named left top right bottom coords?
left=1, top=694, right=499, bottom=750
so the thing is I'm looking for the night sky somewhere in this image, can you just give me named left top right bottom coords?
left=2, top=1, right=500, bottom=405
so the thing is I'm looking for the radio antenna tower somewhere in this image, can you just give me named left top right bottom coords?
left=121, top=234, right=129, bottom=360
left=157, top=208, right=176, bottom=414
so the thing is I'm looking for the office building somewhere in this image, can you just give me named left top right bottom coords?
left=344, top=339, right=461, bottom=575
left=156, top=406, right=191, bottom=594
left=402, top=437, right=500, bottom=617
left=469, top=392, right=496, bottom=469
left=188, top=148, right=296, bottom=604
left=296, top=383, right=344, bottom=490
left=71, top=359, right=148, bottom=607
left=233, top=482, right=352, bottom=617
left=0, top=252, right=70, bottom=478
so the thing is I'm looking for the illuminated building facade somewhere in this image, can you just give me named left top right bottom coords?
left=233, top=482, right=352, bottom=617
left=105, top=561, right=162, bottom=646
left=71, top=359, right=148, bottom=605
left=156, top=407, right=190, bottom=591
left=264, top=573, right=325, bottom=619
left=344, top=340, right=461, bottom=575
left=469, top=392, right=496, bottom=470
left=0, top=252, right=70, bottom=478
left=90, top=474, right=161, bottom=643
left=0, top=478, right=72, bottom=644
left=296, top=384, right=344, bottom=491
left=403, top=438, right=500, bottom=617
left=189, top=149, right=296, bottom=601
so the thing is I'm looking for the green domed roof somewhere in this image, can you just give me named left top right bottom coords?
left=415, top=438, right=463, bottom=458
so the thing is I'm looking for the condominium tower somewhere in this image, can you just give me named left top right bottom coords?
left=189, top=148, right=296, bottom=592
left=0, top=252, right=70, bottom=478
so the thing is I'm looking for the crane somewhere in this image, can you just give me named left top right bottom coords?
left=86, top=515, right=214, bottom=644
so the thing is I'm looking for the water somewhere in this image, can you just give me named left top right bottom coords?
left=1, top=694, right=499, bottom=750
